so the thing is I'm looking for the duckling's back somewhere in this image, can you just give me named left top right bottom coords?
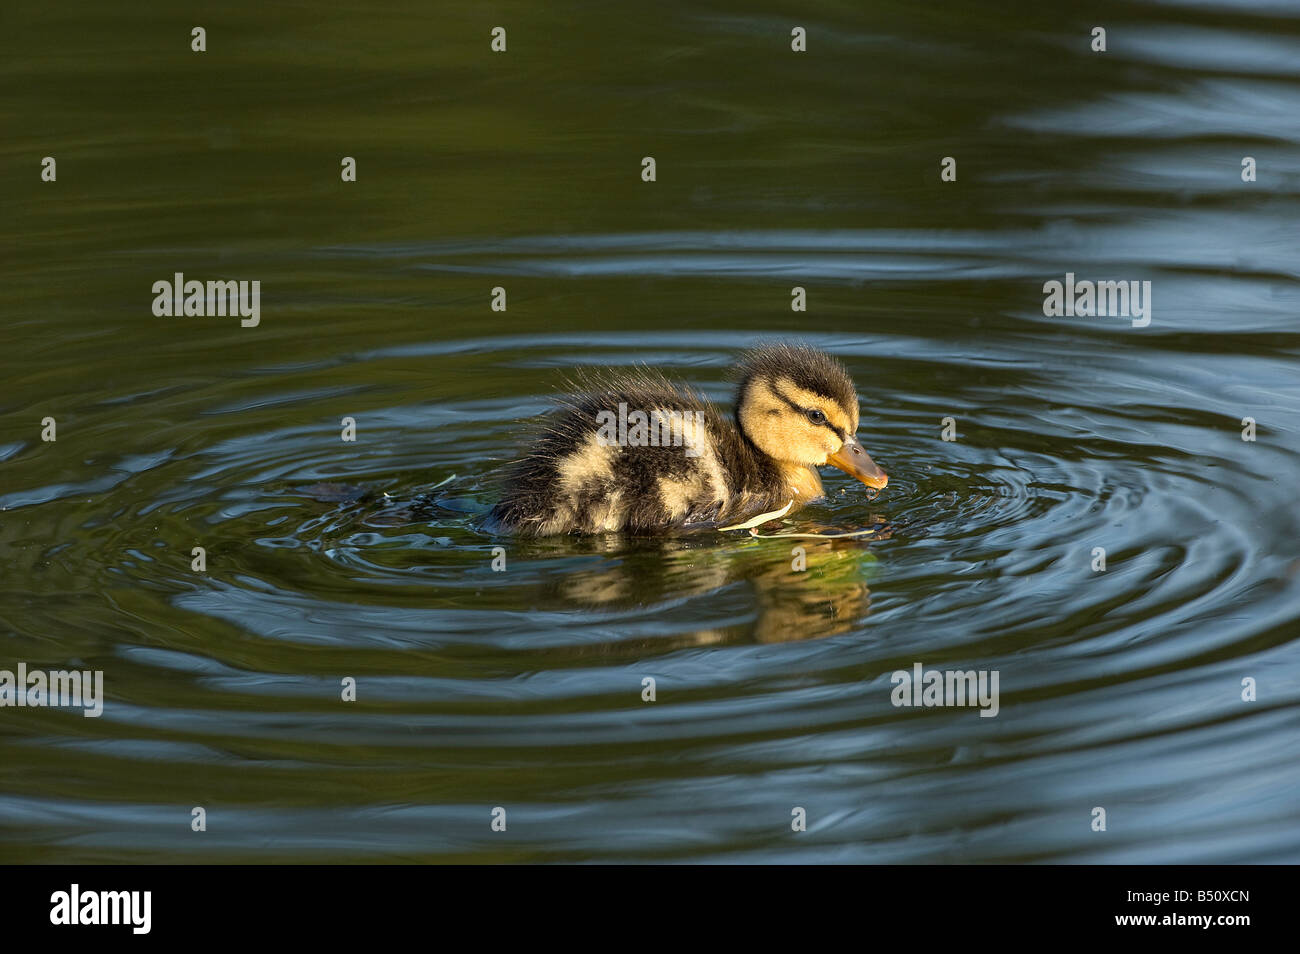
left=489, top=370, right=768, bottom=535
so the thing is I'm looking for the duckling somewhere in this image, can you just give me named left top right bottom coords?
left=488, top=344, right=888, bottom=535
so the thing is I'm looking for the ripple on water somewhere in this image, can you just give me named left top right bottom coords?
left=5, top=314, right=1299, bottom=864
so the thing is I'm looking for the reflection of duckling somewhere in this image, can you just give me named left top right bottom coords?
left=552, top=538, right=874, bottom=643
left=489, top=344, right=888, bottom=535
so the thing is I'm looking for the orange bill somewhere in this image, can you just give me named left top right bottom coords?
left=828, top=437, right=888, bottom=489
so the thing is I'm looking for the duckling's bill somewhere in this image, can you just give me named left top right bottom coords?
left=828, top=437, right=888, bottom=489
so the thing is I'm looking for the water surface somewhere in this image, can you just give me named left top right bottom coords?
left=1, top=0, right=1298, bottom=862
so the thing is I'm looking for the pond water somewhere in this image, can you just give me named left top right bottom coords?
left=2, top=0, right=1298, bottom=862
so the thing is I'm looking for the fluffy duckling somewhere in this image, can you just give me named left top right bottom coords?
left=488, top=344, right=888, bottom=535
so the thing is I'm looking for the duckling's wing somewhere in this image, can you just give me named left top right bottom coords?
left=490, top=369, right=742, bottom=535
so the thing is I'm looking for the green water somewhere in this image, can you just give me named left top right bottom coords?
left=2, top=0, right=1298, bottom=862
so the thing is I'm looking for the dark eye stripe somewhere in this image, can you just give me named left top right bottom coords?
left=772, top=386, right=846, bottom=440
left=820, top=419, right=847, bottom=440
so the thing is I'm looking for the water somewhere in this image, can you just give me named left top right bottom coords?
left=2, top=0, right=1298, bottom=862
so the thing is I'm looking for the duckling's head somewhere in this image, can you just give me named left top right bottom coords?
left=735, top=344, right=888, bottom=490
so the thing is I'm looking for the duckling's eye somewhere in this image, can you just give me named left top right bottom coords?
left=805, top=409, right=827, bottom=425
